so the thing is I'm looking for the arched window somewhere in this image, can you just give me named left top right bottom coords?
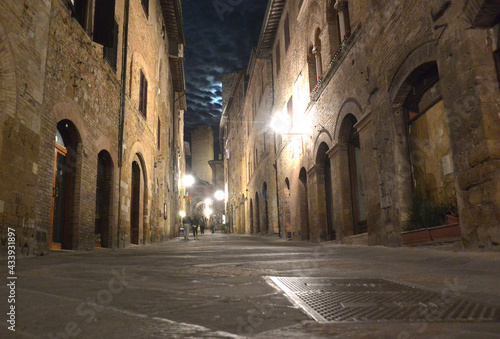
left=308, top=28, right=323, bottom=92
left=307, top=45, right=317, bottom=91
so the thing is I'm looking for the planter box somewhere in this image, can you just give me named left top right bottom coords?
left=428, top=222, right=461, bottom=239
left=402, top=221, right=461, bottom=245
left=401, top=228, right=432, bottom=245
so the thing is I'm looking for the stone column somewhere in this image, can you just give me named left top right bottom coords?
left=436, top=19, right=500, bottom=247
left=353, top=111, right=382, bottom=245
left=307, top=165, right=327, bottom=242
left=312, top=45, right=322, bottom=78
left=327, top=144, right=343, bottom=242
left=335, top=0, right=348, bottom=39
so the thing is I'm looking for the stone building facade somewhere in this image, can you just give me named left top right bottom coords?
left=0, top=0, right=186, bottom=255
left=222, top=0, right=500, bottom=248
left=191, top=126, right=214, bottom=184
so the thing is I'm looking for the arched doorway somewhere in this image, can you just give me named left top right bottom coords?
left=316, top=143, right=335, bottom=241
left=130, top=153, right=148, bottom=245
left=400, top=62, right=455, bottom=225
left=262, top=182, right=269, bottom=234
left=339, top=115, right=367, bottom=234
left=299, top=168, right=310, bottom=240
left=249, top=198, right=254, bottom=234
left=95, top=150, right=113, bottom=247
left=284, top=178, right=292, bottom=238
left=50, top=120, right=80, bottom=250
left=240, top=194, right=245, bottom=234
left=255, top=192, right=261, bottom=233
left=130, top=161, right=141, bottom=244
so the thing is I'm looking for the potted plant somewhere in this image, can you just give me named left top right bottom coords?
left=220, top=223, right=227, bottom=233
left=445, top=196, right=459, bottom=225
left=402, top=193, right=460, bottom=245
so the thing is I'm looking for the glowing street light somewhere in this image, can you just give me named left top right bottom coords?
left=204, top=198, right=213, bottom=206
left=204, top=207, right=212, bottom=218
left=214, top=190, right=224, bottom=201
left=183, top=174, right=195, bottom=187
left=179, top=210, right=186, bottom=218
left=270, top=110, right=291, bottom=134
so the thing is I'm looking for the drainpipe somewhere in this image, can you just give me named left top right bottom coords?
left=270, top=56, right=281, bottom=237
left=117, top=0, right=130, bottom=249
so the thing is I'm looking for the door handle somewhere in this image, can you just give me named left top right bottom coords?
left=53, top=187, right=59, bottom=198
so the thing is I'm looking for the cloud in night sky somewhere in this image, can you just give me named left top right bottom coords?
left=182, top=0, right=268, bottom=132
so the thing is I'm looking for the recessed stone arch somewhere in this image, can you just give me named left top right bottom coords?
left=51, top=119, right=83, bottom=250
left=334, top=98, right=363, bottom=141
left=311, top=129, right=333, bottom=167
left=53, top=102, right=89, bottom=143
left=388, top=39, right=438, bottom=102
left=391, top=60, right=455, bottom=234
left=307, top=1, right=322, bottom=39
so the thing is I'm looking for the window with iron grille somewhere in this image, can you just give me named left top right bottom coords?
left=141, top=0, right=149, bottom=18
left=139, top=70, right=148, bottom=118
left=103, top=20, right=118, bottom=72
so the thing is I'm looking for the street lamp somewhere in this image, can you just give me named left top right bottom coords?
left=183, top=174, right=195, bottom=187
left=270, top=110, right=291, bottom=134
left=204, top=197, right=213, bottom=206
left=204, top=207, right=212, bottom=218
left=214, top=190, right=224, bottom=201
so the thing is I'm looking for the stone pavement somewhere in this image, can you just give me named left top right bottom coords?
left=1, top=232, right=500, bottom=338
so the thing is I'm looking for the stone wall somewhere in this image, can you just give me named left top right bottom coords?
left=0, top=0, right=185, bottom=255
left=191, top=126, right=214, bottom=184
left=222, top=0, right=500, bottom=248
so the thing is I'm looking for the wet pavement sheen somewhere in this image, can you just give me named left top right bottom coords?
left=1, top=232, right=500, bottom=338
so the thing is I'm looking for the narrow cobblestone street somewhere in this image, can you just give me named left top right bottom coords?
left=1, top=233, right=500, bottom=338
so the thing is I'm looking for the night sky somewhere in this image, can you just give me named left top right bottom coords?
left=182, top=0, right=268, bottom=153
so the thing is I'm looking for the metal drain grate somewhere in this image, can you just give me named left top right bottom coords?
left=269, top=277, right=500, bottom=323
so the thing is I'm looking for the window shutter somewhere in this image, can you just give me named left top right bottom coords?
left=94, top=0, right=115, bottom=47
left=103, top=20, right=118, bottom=71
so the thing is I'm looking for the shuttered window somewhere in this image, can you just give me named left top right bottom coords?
left=284, top=15, right=290, bottom=51
left=139, top=70, right=148, bottom=118
left=141, top=0, right=149, bottom=18
left=103, top=20, right=118, bottom=72
left=93, top=0, right=115, bottom=47
left=70, top=0, right=92, bottom=33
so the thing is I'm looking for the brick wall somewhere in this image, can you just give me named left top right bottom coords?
left=0, top=0, right=185, bottom=255
left=222, top=0, right=500, bottom=248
